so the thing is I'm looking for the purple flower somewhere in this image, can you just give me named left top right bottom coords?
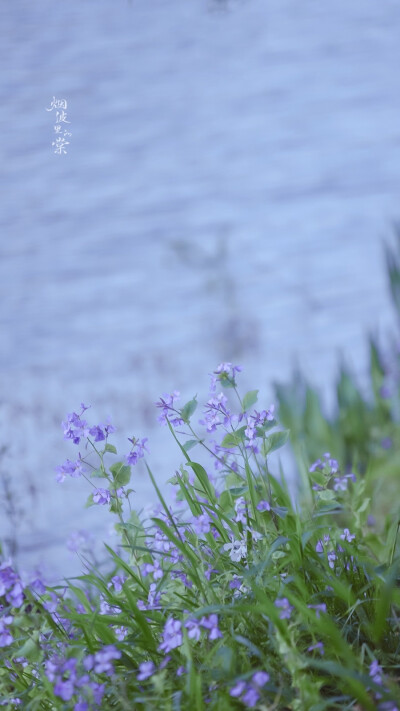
left=223, top=535, right=247, bottom=562
left=216, top=362, right=241, bottom=375
left=141, top=561, right=163, bottom=580
left=192, top=513, right=211, bottom=535
left=137, top=661, right=156, bottom=681
left=93, top=488, right=111, bottom=506
left=369, top=659, right=383, bottom=686
left=108, top=575, right=126, bottom=593
left=327, top=551, right=337, bottom=569
left=333, top=473, right=356, bottom=492
left=89, top=425, right=105, bottom=442
left=6, top=582, right=24, bottom=609
left=242, top=687, right=260, bottom=707
left=230, top=680, right=247, bottom=698
left=88, top=682, right=105, bottom=705
left=75, top=702, right=89, bottom=711
left=229, top=576, right=242, bottom=590
left=0, top=616, right=14, bottom=647
left=381, top=437, right=393, bottom=450
left=114, top=626, right=128, bottom=641
left=156, top=391, right=182, bottom=426
left=54, top=678, right=75, bottom=701
left=158, top=617, right=183, bottom=653
left=310, top=452, right=339, bottom=474
left=257, top=500, right=271, bottom=512
left=252, top=407, right=275, bottom=425
left=30, top=577, right=46, bottom=595
left=62, top=411, right=90, bottom=445
left=340, top=528, right=355, bottom=542
left=245, top=417, right=257, bottom=444
left=93, top=645, right=121, bottom=674
left=0, top=562, right=25, bottom=608
left=308, top=603, right=327, bottom=619
left=307, top=641, right=324, bottom=655
left=316, top=534, right=330, bottom=553
left=274, top=597, right=293, bottom=620
left=199, top=392, right=233, bottom=432
left=185, top=618, right=202, bottom=642
left=55, top=458, right=86, bottom=483
left=252, top=671, right=270, bottom=687
left=126, top=437, right=149, bottom=465
left=234, top=497, right=247, bottom=524
left=309, top=458, right=323, bottom=473
left=200, top=614, right=223, bottom=640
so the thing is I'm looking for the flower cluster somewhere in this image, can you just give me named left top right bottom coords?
left=0, top=561, right=24, bottom=611
left=309, top=452, right=356, bottom=494
left=229, top=671, right=270, bottom=708
left=45, top=646, right=120, bottom=707
left=156, top=391, right=183, bottom=426
left=126, top=437, right=149, bottom=466
left=4, top=362, right=399, bottom=710
left=62, top=405, right=115, bottom=446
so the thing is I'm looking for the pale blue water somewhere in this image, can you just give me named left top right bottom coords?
left=0, top=0, right=399, bottom=577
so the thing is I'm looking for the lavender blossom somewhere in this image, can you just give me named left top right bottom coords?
left=307, top=603, right=327, bottom=619
left=185, top=618, right=202, bottom=642
left=0, top=615, right=14, bottom=647
left=307, top=641, right=324, bottom=655
left=333, top=473, right=356, bottom=492
left=274, top=597, right=293, bottom=620
left=93, top=488, right=111, bottom=506
left=192, top=513, right=211, bottom=535
left=242, top=687, right=260, bottom=707
left=200, top=614, right=223, bottom=640
left=340, top=528, right=356, bottom=542
left=158, top=617, right=183, bottom=653
left=252, top=671, right=270, bottom=687
left=55, top=458, right=86, bottom=483
left=229, top=680, right=247, bottom=698
left=126, top=437, right=149, bottom=465
left=62, top=411, right=90, bottom=445
left=156, top=391, right=183, bottom=426
left=93, top=645, right=121, bottom=674
left=108, top=575, right=126, bottom=592
left=223, top=535, right=247, bottom=562
left=257, top=500, right=271, bottom=512
left=234, top=496, right=247, bottom=524
left=137, top=661, right=156, bottom=681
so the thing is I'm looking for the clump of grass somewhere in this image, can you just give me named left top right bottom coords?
left=1, top=363, right=400, bottom=710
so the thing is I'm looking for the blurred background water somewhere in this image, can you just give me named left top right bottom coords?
left=1, top=0, right=400, bottom=579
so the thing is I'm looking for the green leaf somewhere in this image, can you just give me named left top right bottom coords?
left=220, top=426, right=246, bottom=449
left=242, top=390, right=259, bottom=412
left=110, top=461, right=131, bottom=487
left=104, top=443, right=117, bottom=454
left=183, top=439, right=199, bottom=452
left=181, top=397, right=198, bottom=423
left=85, top=493, right=95, bottom=508
left=218, top=373, right=236, bottom=388
left=263, top=429, right=289, bottom=455
left=228, top=486, right=248, bottom=497
left=16, top=633, right=41, bottom=662
left=271, top=505, right=288, bottom=519
left=317, top=489, right=337, bottom=501
left=188, top=462, right=216, bottom=502
left=233, top=634, right=263, bottom=658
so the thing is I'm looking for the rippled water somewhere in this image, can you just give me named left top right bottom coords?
left=0, top=0, right=399, bottom=577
